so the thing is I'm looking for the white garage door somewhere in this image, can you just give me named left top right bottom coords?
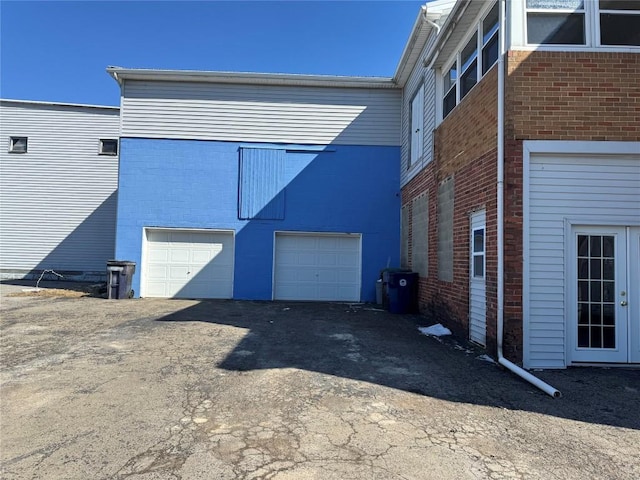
left=274, top=233, right=361, bottom=301
left=143, top=229, right=234, bottom=299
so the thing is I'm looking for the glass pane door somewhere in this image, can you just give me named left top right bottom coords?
left=571, top=226, right=627, bottom=363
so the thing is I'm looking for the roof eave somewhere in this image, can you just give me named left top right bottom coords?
left=0, top=98, right=119, bottom=111
left=106, top=67, right=398, bottom=89
left=392, top=0, right=457, bottom=87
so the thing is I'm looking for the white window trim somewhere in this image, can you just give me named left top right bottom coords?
left=523, top=0, right=640, bottom=49
left=439, top=1, right=500, bottom=122
left=471, top=226, right=486, bottom=279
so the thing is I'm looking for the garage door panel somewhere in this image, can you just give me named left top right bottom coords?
left=198, top=264, right=233, bottom=281
left=148, top=249, right=169, bottom=262
left=168, top=265, right=190, bottom=280
left=298, top=253, right=318, bottom=266
left=169, top=231, right=194, bottom=243
left=144, top=229, right=234, bottom=299
left=338, top=254, right=358, bottom=266
left=191, top=249, right=213, bottom=264
left=149, top=231, right=170, bottom=243
left=316, top=271, right=337, bottom=283
left=147, top=265, right=168, bottom=279
left=317, top=253, right=337, bottom=266
left=146, top=281, right=169, bottom=297
left=338, top=269, right=359, bottom=283
left=170, top=249, right=190, bottom=263
left=274, top=233, right=361, bottom=301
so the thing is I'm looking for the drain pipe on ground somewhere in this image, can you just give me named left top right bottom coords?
left=496, top=0, right=560, bottom=398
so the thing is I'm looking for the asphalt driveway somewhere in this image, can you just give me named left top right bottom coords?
left=1, top=287, right=639, bottom=479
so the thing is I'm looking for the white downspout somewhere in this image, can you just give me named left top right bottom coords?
left=496, top=0, right=560, bottom=398
left=424, top=18, right=441, bottom=36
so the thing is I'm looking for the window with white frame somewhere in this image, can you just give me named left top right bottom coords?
left=8, top=136, right=27, bottom=153
left=526, top=0, right=640, bottom=47
left=472, top=227, right=485, bottom=279
left=409, top=84, right=424, bottom=168
left=599, top=0, right=640, bottom=46
left=442, top=2, right=499, bottom=119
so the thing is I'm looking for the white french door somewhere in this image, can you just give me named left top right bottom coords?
left=570, top=226, right=639, bottom=364
left=629, top=227, right=639, bottom=363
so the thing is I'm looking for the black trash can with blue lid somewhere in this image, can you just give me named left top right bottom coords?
left=107, top=260, right=136, bottom=299
left=387, top=271, right=418, bottom=314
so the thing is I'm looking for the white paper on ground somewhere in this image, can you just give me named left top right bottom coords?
left=418, top=324, right=452, bottom=337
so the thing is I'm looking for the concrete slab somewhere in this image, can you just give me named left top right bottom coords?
left=1, top=295, right=638, bottom=479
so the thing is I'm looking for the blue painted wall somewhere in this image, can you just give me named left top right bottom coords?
left=115, top=138, right=400, bottom=301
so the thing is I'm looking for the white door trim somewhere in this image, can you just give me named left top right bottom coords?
left=141, top=227, right=235, bottom=298
left=566, top=225, right=629, bottom=364
left=469, top=210, right=487, bottom=346
left=627, top=227, right=639, bottom=364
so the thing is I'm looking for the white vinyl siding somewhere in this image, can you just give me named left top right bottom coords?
left=401, top=31, right=438, bottom=187
left=121, top=81, right=401, bottom=147
left=524, top=144, right=640, bottom=369
left=0, top=101, right=119, bottom=278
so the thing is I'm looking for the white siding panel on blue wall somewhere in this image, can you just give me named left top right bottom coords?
left=0, top=101, right=120, bottom=278
left=121, top=81, right=401, bottom=146
left=400, top=32, right=438, bottom=187
left=525, top=149, right=640, bottom=369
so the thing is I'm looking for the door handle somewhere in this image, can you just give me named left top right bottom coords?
left=620, top=300, right=628, bottom=306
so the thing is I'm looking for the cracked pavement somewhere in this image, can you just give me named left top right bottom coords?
left=1, top=287, right=639, bottom=479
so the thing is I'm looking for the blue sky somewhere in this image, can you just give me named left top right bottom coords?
left=1, top=1, right=425, bottom=106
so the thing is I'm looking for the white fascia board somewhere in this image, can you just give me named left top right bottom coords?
left=392, top=0, right=457, bottom=87
left=424, top=0, right=489, bottom=70
left=0, top=98, right=119, bottom=111
left=106, top=67, right=397, bottom=90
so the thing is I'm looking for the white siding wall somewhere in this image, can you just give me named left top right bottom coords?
left=121, top=81, right=401, bottom=147
left=524, top=148, right=640, bottom=369
left=400, top=32, right=438, bottom=187
left=0, top=101, right=120, bottom=278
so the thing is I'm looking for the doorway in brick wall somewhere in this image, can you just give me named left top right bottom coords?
left=469, top=210, right=486, bottom=346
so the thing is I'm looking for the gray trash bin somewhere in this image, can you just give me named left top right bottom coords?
left=107, top=260, right=136, bottom=299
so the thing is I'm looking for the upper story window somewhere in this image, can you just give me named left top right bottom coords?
left=99, top=139, right=118, bottom=155
left=599, top=1, right=640, bottom=46
left=8, top=136, right=27, bottom=153
left=442, top=2, right=499, bottom=119
left=409, top=84, right=424, bottom=168
left=526, top=0, right=640, bottom=47
left=482, top=2, right=500, bottom=72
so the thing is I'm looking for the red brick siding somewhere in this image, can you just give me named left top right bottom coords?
left=402, top=51, right=639, bottom=363
left=402, top=68, right=498, bottom=347
left=502, top=50, right=640, bottom=360
left=506, top=50, right=640, bottom=141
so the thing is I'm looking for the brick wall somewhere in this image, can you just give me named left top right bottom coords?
left=506, top=50, right=640, bottom=142
left=402, top=51, right=638, bottom=363
left=401, top=68, right=498, bottom=346
left=501, top=50, right=640, bottom=360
